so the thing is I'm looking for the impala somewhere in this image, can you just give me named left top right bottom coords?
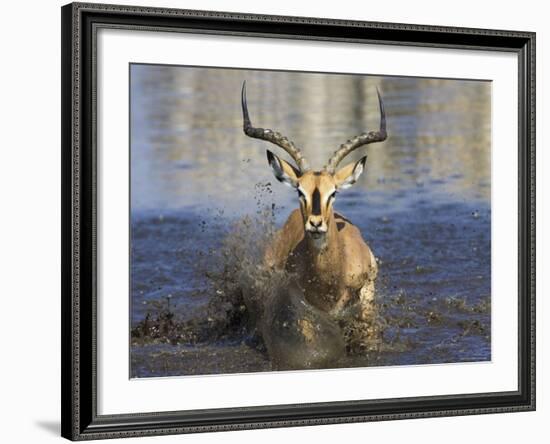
left=241, top=82, right=387, bottom=322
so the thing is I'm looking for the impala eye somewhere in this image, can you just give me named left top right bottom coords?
left=329, top=191, right=337, bottom=201
left=297, top=189, right=306, bottom=200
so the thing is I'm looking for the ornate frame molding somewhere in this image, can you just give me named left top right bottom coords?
left=61, top=2, right=535, bottom=440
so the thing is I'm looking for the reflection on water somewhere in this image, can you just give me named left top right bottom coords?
left=130, top=64, right=491, bottom=377
left=131, top=65, right=490, bottom=215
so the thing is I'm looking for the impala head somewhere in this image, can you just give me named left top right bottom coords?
left=241, top=81, right=387, bottom=245
left=265, top=151, right=368, bottom=241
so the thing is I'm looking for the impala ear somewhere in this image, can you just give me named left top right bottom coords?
left=334, top=156, right=367, bottom=190
left=266, top=150, right=300, bottom=188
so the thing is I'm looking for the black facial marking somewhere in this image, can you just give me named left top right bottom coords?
left=327, top=191, right=336, bottom=209
left=313, top=171, right=322, bottom=176
left=312, top=188, right=321, bottom=215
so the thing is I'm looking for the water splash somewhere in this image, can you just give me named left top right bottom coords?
left=130, top=193, right=491, bottom=376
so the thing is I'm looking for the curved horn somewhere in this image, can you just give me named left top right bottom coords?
left=241, top=81, right=309, bottom=172
left=325, top=88, right=387, bottom=173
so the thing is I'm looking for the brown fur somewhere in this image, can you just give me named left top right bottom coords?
left=264, top=165, right=378, bottom=320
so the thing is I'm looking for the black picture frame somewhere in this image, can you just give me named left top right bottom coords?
left=61, top=2, right=536, bottom=440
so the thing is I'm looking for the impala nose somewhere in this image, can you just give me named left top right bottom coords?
left=306, top=217, right=326, bottom=235
left=309, top=219, right=322, bottom=228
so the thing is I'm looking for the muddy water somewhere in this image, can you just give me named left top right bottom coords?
left=130, top=64, right=491, bottom=378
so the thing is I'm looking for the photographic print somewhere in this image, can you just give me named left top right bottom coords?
left=129, top=64, right=491, bottom=378
left=61, top=6, right=535, bottom=438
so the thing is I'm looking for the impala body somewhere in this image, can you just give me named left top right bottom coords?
left=241, top=82, right=387, bottom=321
